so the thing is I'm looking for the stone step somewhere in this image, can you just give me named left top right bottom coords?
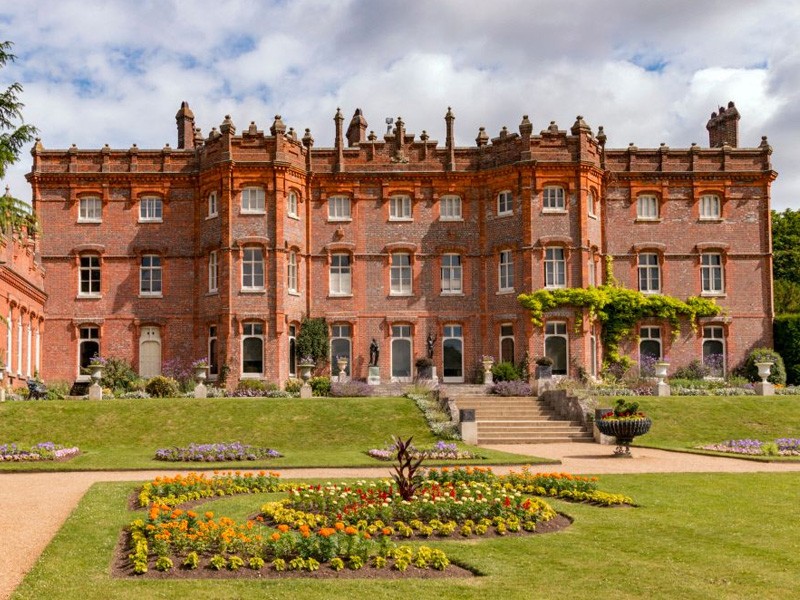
left=479, top=421, right=585, bottom=430
left=478, top=435, right=594, bottom=444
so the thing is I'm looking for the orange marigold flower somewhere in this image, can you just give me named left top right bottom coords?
left=271, top=532, right=281, bottom=542
left=204, top=512, right=214, bottom=520
left=186, top=511, right=197, bottom=519
left=344, top=526, right=358, bottom=536
left=277, top=524, right=290, bottom=533
left=381, top=528, right=392, bottom=536
left=363, top=532, right=371, bottom=539
left=319, top=528, right=336, bottom=538
left=334, top=522, right=345, bottom=531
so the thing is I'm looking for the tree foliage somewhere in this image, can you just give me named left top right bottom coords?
left=0, top=40, right=37, bottom=235
left=296, top=317, right=329, bottom=362
left=772, top=209, right=800, bottom=286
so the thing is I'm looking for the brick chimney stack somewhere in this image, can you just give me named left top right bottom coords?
left=176, top=101, right=195, bottom=150
left=346, top=108, right=368, bottom=146
left=706, top=101, right=740, bottom=148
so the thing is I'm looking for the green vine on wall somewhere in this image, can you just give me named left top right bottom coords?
left=517, top=271, right=722, bottom=365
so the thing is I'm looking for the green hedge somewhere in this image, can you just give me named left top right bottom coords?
left=774, top=315, right=800, bottom=384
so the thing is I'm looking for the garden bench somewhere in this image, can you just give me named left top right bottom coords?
left=27, top=379, right=47, bottom=399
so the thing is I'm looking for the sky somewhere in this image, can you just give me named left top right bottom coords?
left=1, top=0, right=798, bottom=209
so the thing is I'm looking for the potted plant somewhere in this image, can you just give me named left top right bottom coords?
left=415, top=356, right=433, bottom=379
left=595, top=398, right=652, bottom=457
left=298, top=355, right=315, bottom=382
left=755, top=361, right=774, bottom=383
left=654, top=359, right=670, bottom=384
left=88, top=354, right=107, bottom=381
left=191, top=358, right=209, bottom=381
left=535, top=356, right=553, bottom=379
left=336, top=354, right=349, bottom=374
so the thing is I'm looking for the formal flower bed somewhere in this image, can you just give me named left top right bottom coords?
left=154, top=442, right=282, bottom=462
left=699, top=438, right=800, bottom=457
left=367, top=440, right=481, bottom=461
left=127, top=468, right=632, bottom=578
left=406, top=392, right=459, bottom=439
left=0, top=441, right=80, bottom=462
left=137, top=471, right=286, bottom=508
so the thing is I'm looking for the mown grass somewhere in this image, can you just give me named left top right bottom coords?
left=0, top=397, right=538, bottom=471
left=13, top=472, right=800, bottom=599
left=629, top=395, right=800, bottom=456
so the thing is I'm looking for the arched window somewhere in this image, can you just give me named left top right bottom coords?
left=287, top=191, right=298, bottom=218
left=639, top=326, right=662, bottom=376
left=442, top=324, right=464, bottom=383
left=330, top=324, right=351, bottom=377
left=242, top=322, right=264, bottom=376
left=544, top=322, right=568, bottom=375
left=500, top=323, right=514, bottom=364
left=78, top=326, right=100, bottom=374
left=703, top=326, right=725, bottom=376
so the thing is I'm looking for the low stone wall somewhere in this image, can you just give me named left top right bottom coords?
left=539, top=389, right=592, bottom=427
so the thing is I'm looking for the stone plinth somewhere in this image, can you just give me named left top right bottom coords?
left=88, top=382, right=102, bottom=400
left=655, top=382, right=671, bottom=396
left=367, top=366, right=380, bottom=385
left=300, top=383, right=313, bottom=398
left=755, top=381, right=774, bottom=396
left=194, top=382, right=207, bottom=399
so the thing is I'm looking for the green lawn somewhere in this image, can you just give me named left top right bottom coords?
left=13, top=472, right=800, bottom=599
left=0, top=397, right=539, bottom=470
left=630, top=395, right=800, bottom=455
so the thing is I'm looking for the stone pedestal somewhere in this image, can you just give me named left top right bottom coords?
left=194, top=382, right=208, bottom=399
left=430, top=366, right=438, bottom=381
left=367, top=366, right=380, bottom=385
left=533, top=378, right=554, bottom=395
left=300, top=383, right=313, bottom=398
left=755, top=381, right=775, bottom=396
left=88, top=382, right=103, bottom=400
left=484, top=371, right=493, bottom=385
left=655, top=382, right=671, bottom=396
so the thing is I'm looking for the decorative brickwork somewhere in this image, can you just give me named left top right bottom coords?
left=27, top=102, right=776, bottom=387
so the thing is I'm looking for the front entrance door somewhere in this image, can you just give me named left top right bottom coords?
left=139, top=326, right=161, bottom=378
left=391, top=324, right=412, bottom=382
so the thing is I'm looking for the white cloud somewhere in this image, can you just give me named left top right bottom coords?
left=1, top=0, right=798, bottom=209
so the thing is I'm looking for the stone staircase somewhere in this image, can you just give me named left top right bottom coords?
left=440, top=386, right=593, bottom=444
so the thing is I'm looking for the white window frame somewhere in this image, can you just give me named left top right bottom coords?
left=287, top=191, right=299, bottom=219
left=544, top=321, right=568, bottom=375
left=140, top=254, right=162, bottom=296
left=440, top=195, right=462, bottom=221
left=78, top=196, right=102, bottom=223
left=701, top=252, right=724, bottom=294
left=208, top=325, right=218, bottom=377
left=287, top=251, right=298, bottom=293
left=389, top=195, right=412, bottom=221
left=78, top=326, right=100, bottom=376
left=330, top=323, right=352, bottom=377
left=288, top=323, right=297, bottom=377
left=588, top=255, right=596, bottom=287
left=208, top=251, right=218, bottom=293
left=208, top=191, right=218, bottom=218
left=440, top=253, right=463, bottom=295
left=241, top=187, right=265, bottom=214
left=328, top=196, right=351, bottom=221
left=498, top=250, right=514, bottom=292
left=638, top=253, right=661, bottom=294
left=497, top=190, right=513, bottom=216
left=79, top=255, right=101, bottom=297
left=637, top=195, right=659, bottom=220
left=390, top=253, right=413, bottom=296
left=241, top=321, right=264, bottom=377
left=139, top=196, right=163, bottom=222
left=329, top=253, right=352, bottom=296
left=543, top=186, right=565, bottom=211
left=242, top=247, right=265, bottom=291
left=587, top=190, right=596, bottom=217
left=702, top=326, right=726, bottom=376
left=544, top=247, right=566, bottom=289
left=639, top=326, right=662, bottom=366
left=699, top=194, right=721, bottom=220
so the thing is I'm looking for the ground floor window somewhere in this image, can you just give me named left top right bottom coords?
left=442, top=324, right=464, bottom=382
left=544, top=322, right=568, bottom=375
left=391, top=324, right=412, bottom=381
left=703, top=326, right=725, bottom=376
left=208, top=325, right=218, bottom=376
left=242, top=322, right=264, bottom=375
left=330, top=324, right=351, bottom=377
left=79, top=326, right=99, bottom=372
left=639, top=326, right=662, bottom=376
left=139, top=326, right=161, bottom=378
left=288, top=324, right=297, bottom=377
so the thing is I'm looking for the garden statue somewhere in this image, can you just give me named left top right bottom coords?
left=426, top=332, right=436, bottom=359
left=369, top=338, right=379, bottom=366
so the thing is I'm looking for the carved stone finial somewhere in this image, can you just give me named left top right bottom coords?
left=596, top=126, right=606, bottom=146
left=302, top=127, right=314, bottom=148
left=570, top=115, right=591, bottom=135
left=247, top=121, right=258, bottom=135
left=519, top=114, right=533, bottom=137
left=270, top=114, right=286, bottom=136
left=475, top=126, right=489, bottom=147
left=220, top=114, right=236, bottom=135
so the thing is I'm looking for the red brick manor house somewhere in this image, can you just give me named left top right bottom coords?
left=26, top=101, right=776, bottom=387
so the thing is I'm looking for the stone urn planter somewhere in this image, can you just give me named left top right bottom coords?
left=194, top=365, right=208, bottom=382
left=755, top=361, right=773, bottom=383
left=596, top=398, right=652, bottom=457
left=654, top=361, right=669, bottom=384
left=481, top=357, right=494, bottom=373
left=89, top=364, right=105, bottom=382
left=298, top=362, right=314, bottom=382
left=336, top=356, right=348, bottom=380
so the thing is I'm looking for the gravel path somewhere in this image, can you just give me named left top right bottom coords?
left=4, top=446, right=800, bottom=599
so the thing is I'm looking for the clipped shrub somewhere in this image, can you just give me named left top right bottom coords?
left=739, top=347, right=786, bottom=385
left=296, top=317, right=328, bottom=363
left=284, top=378, right=303, bottom=394
left=309, top=376, right=331, bottom=397
left=99, top=357, right=139, bottom=393
left=491, top=380, right=532, bottom=396
left=145, top=376, right=180, bottom=398
left=330, top=381, right=372, bottom=397
left=491, top=361, right=520, bottom=382
left=673, top=359, right=710, bottom=381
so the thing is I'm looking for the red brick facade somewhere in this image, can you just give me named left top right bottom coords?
left=0, top=223, right=46, bottom=389
left=27, top=101, right=776, bottom=387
